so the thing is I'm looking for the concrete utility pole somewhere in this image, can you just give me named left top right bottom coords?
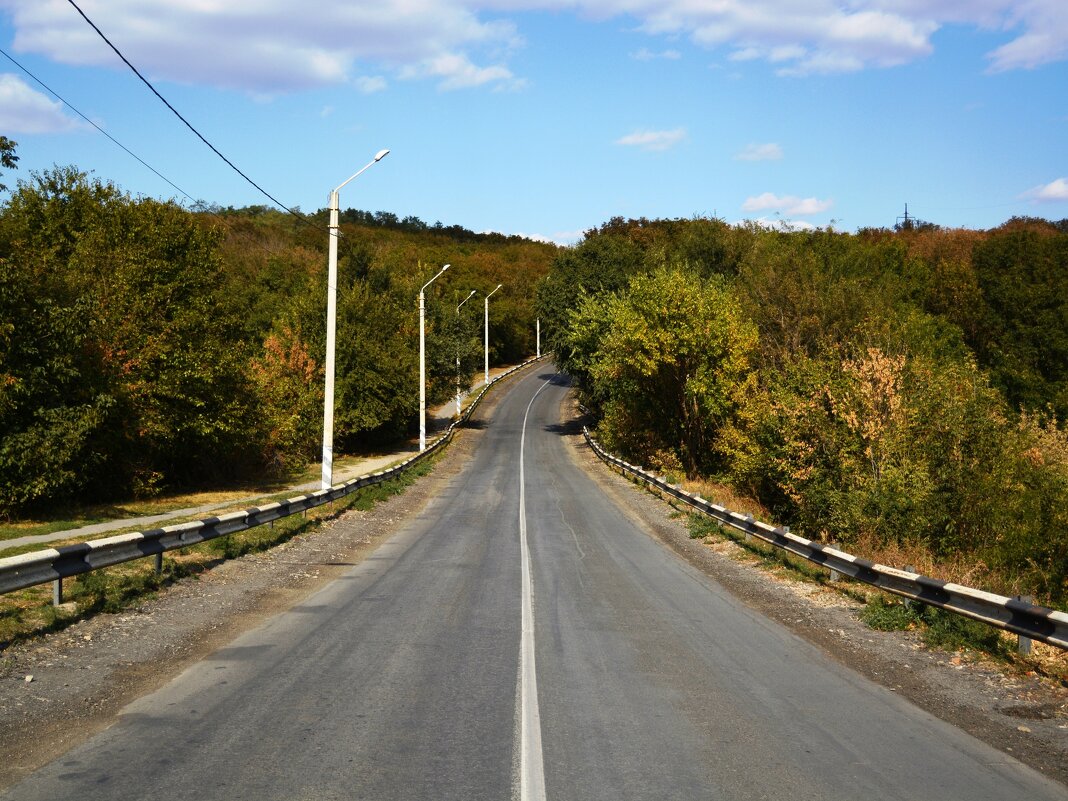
left=322, top=149, right=389, bottom=490
left=484, top=284, right=502, bottom=385
left=420, top=263, right=451, bottom=451
left=456, top=290, right=476, bottom=416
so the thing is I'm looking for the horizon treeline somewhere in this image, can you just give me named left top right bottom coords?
left=0, top=166, right=556, bottom=516
left=540, top=215, right=1068, bottom=603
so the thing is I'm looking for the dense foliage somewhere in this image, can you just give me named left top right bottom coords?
left=543, top=216, right=1068, bottom=602
left=0, top=163, right=554, bottom=514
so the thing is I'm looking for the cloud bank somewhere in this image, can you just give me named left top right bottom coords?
left=0, top=0, right=1063, bottom=95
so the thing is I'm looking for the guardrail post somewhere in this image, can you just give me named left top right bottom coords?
left=1017, top=596, right=1033, bottom=656
left=154, top=552, right=163, bottom=575
left=827, top=541, right=841, bottom=582
left=52, top=578, right=62, bottom=606
left=744, top=513, right=753, bottom=542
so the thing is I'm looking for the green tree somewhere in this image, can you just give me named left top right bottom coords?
left=570, top=266, right=758, bottom=476
left=970, top=226, right=1068, bottom=417
left=0, top=137, right=17, bottom=192
left=0, top=168, right=259, bottom=511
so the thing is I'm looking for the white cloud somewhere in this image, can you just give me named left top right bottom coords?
left=741, top=216, right=818, bottom=231
left=3, top=0, right=521, bottom=94
left=551, top=229, right=586, bottom=245
left=1021, top=177, right=1068, bottom=202
left=637, top=0, right=1065, bottom=73
left=353, top=76, right=388, bottom=93
left=632, top=47, right=682, bottom=61
left=735, top=142, right=783, bottom=161
left=480, top=228, right=579, bottom=245
left=1, top=0, right=1065, bottom=101
left=742, top=191, right=833, bottom=215
left=0, top=73, right=85, bottom=133
left=616, top=128, right=687, bottom=151
left=402, top=52, right=520, bottom=90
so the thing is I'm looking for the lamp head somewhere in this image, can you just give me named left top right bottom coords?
left=442, top=263, right=451, bottom=271
left=374, top=149, right=390, bottom=162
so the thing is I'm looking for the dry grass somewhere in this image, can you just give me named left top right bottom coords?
left=682, top=477, right=770, bottom=521
left=847, top=532, right=997, bottom=589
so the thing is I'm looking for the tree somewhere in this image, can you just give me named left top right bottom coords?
left=0, top=168, right=259, bottom=511
left=970, top=228, right=1068, bottom=417
left=569, top=265, right=758, bottom=476
left=0, top=137, right=17, bottom=192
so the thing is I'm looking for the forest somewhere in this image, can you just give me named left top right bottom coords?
left=540, top=215, right=1068, bottom=604
left=0, top=162, right=556, bottom=515
left=3, top=145, right=1067, bottom=606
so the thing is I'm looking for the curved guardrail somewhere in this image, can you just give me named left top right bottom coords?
left=0, top=356, right=547, bottom=598
left=584, top=427, right=1068, bottom=651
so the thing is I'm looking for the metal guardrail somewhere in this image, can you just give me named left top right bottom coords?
left=583, top=427, right=1068, bottom=651
left=0, top=356, right=546, bottom=600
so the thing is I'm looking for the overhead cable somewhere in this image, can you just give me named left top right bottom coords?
left=0, top=45, right=196, bottom=204
left=64, top=0, right=313, bottom=227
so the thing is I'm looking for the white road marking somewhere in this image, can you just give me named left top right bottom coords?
left=518, top=376, right=552, bottom=801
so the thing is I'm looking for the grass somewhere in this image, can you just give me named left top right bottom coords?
left=0, top=455, right=437, bottom=650
left=859, top=595, right=1012, bottom=657
left=0, top=446, right=423, bottom=546
left=686, top=512, right=852, bottom=591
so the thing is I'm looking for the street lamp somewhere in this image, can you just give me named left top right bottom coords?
left=536, top=317, right=541, bottom=359
left=456, top=290, right=477, bottom=416
left=484, top=284, right=502, bottom=386
left=322, top=148, right=389, bottom=490
left=419, top=263, right=451, bottom=451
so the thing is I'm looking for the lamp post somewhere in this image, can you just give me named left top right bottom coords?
left=536, top=317, right=541, bottom=359
left=419, top=263, right=451, bottom=451
left=322, top=148, right=389, bottom=490
left=456, top=290, right=476, bottom=417
left=484, top=284, right=502, bottom=386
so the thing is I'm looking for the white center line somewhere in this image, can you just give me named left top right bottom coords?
left=518, top=376, right=552, bottom=801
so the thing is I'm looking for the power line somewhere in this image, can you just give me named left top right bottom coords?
left=1, top=45, right=314, bottom=262
left=0, top=45, right=196, bottom=204
left=64, top=0, right=313, bottom=227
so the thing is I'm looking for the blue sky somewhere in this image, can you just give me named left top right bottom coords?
left=0, top=0, right=1065, bottom=244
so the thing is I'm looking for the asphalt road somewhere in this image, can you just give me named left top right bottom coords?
left=3, top=368, right=1066, bottom=800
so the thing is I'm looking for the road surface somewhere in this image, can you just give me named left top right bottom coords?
left=3, top=367, right=1065, bottom=800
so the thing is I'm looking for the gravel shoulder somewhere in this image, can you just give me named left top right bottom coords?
left=557, top=399, right=1068, bottom=789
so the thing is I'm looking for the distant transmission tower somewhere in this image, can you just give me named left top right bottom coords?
left=893, top=202, right=932, bottom=231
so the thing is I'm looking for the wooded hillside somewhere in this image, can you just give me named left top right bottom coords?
left=541, top=216, right=1068, bottom=603
left=0, top=166, right=556, bottom=515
